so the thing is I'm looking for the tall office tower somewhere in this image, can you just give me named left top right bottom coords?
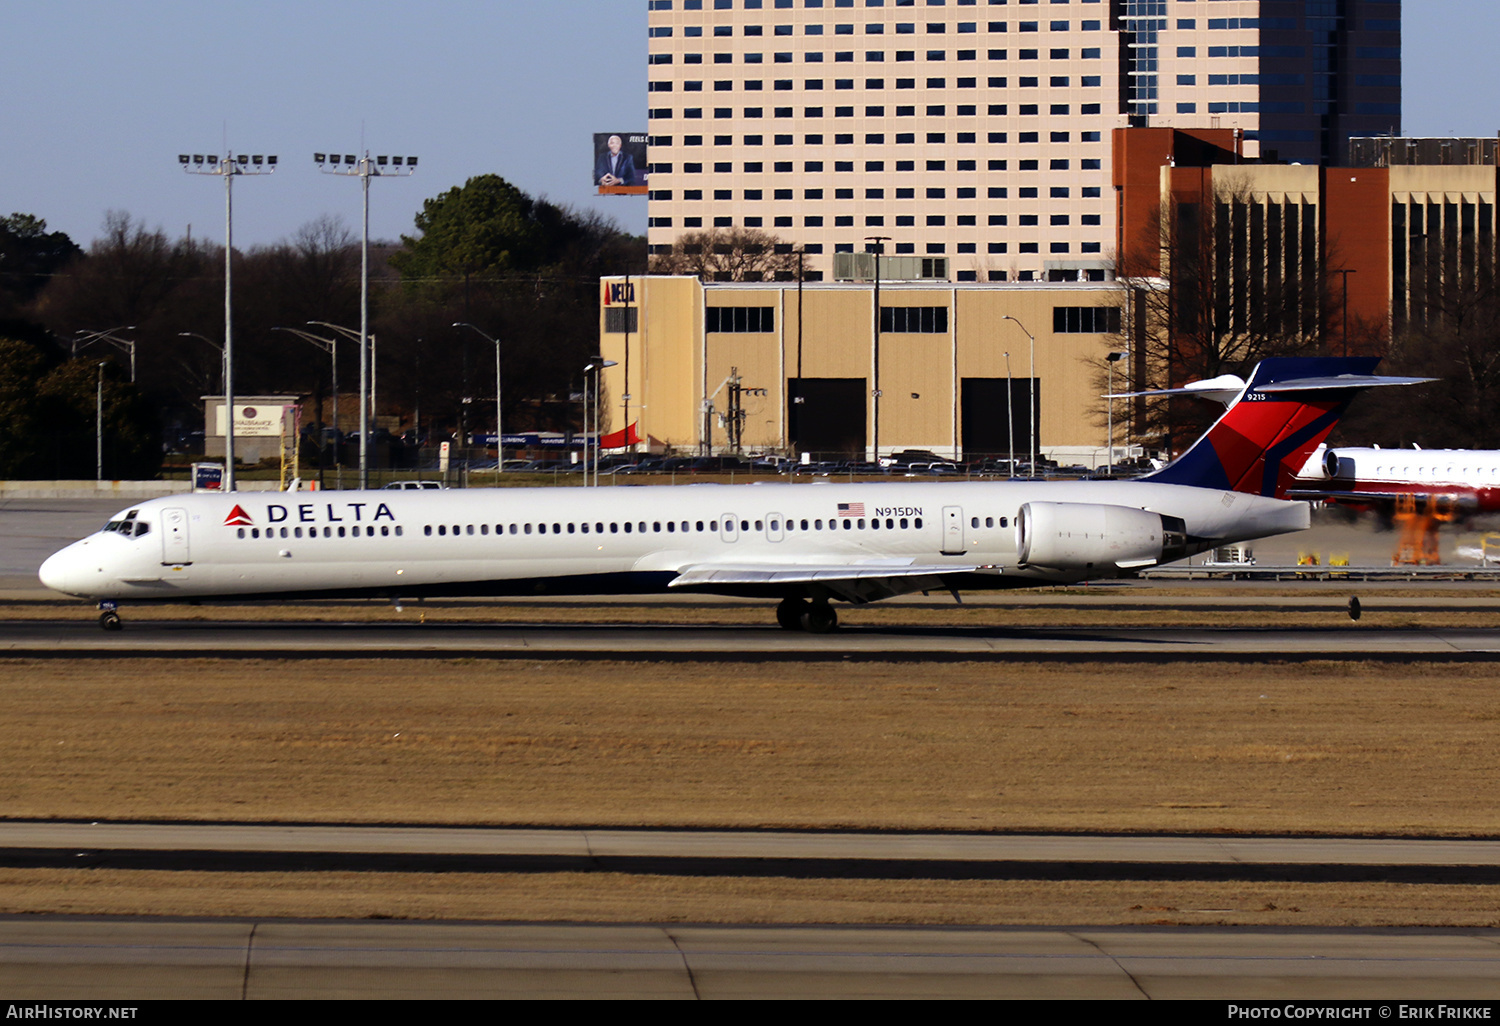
left=645, top=1, right=1400, bottom=283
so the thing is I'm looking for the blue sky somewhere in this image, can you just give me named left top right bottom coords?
left=0, top=1, right=1490, bottom=249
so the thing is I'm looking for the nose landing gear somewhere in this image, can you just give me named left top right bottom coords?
left=98, top=601, right=122, bottom=632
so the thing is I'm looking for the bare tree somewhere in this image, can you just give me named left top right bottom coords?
left=1115, top=174, right=1337, bottom=452
left=648, top=228, right=800, bottom=282
left=1345, top=243, right=1500, bottom=448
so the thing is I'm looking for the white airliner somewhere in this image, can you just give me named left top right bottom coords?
left=1289, top=444, right=1500, bottom=514
left=40, top=358, right=1415, bottom=632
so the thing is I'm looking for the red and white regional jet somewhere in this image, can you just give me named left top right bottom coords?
left=1290, top=444, right=1500, bottom=514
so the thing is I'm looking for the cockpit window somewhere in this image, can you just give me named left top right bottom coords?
left=102, top=510, right=149, bottom=538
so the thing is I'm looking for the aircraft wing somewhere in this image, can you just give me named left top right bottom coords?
left=668, top=559, right=991, bottom=603
left=1287, top=487, right=1480, bottom=511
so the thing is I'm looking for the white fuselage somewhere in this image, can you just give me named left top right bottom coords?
left=1295, top=445, right=1500, bottom=511
left=39, top=479, right=1309, bottom=604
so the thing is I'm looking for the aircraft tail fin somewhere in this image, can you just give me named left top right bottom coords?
left=1140, top=357, right=1426, bottom=499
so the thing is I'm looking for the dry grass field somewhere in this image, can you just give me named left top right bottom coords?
left=1, top=653, right=1499, bottom=925
left=2, top=657, right=1497, bottom=834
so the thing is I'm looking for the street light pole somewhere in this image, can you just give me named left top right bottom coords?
left=1004, top=351, right=1014, bottom=476
left=177, top=332, right=224, bottom=394
left=96, top=363, right=106, bottom=481
left=864, top=236, right=890, bottom=463
left=1106, top=350, right=1129, bottom=473
left=584, top=359, right=618, bottom=486
left=1002, top=315, right=1037, bottom=477
left=273, top=327, right=343, bottom=488
left=316, top=151, right=417, bottom=489
left=75, top=327, right=138, bottom=383
left=180, top=151, right=277, bottom=491
left=454, top=323, right=503, bottom=474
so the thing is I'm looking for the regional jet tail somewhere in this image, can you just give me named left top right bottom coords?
left=41, top=358, right=1421, bottom=633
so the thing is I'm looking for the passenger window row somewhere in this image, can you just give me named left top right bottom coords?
left=419, top=516, right=927, bottom=537
left=231, top=517, right=957, bottom=542
left=970, top=516, right=1010, bottom=529
left=238, top=526, right=404, bottom=540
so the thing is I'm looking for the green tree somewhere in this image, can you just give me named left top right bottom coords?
left=34, top=358, right=161, bottom=480
left=0, top=338, right=49, bottom=477
left=0, top=213, right=81, bottom=324
left=382, top=175, right=644, bottom=441
left=0, top=336, right=161, bottom=480
left=391, top=175, right=554, bottom=280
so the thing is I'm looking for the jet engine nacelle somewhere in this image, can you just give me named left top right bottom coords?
left=1017, top=501, right=1187, bottom=572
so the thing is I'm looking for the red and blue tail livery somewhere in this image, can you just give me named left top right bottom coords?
left=1143, top=357, right=1420, bottom=499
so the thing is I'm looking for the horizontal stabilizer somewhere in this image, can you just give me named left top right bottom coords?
left=1257, top=374, right=1436, bottom=393
left=1107, top=374, right=1247, bottom=406
left=1287, top=488, right=1480, bottom=510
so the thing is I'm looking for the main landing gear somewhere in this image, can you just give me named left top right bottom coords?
left=98, top=601, right=122, bottom=632
left=776, top=597, right=839, bottom=634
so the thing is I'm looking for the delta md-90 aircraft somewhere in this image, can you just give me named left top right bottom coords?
left=41, top=358, right=1415, bottom=632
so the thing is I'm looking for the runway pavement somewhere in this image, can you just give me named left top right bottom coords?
left=5, top=826, right=1500, bottom=996
left=5, top=617, right=1500, bottom=662
left=2, top=919, right=1499, bottom=999
left=4, top=823, right=1500, bottom=882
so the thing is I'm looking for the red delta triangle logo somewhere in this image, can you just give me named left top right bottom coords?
left=223, top=505, right=254, bottom=527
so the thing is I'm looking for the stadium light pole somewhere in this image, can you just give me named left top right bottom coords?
left=180, top=151, right=277, bottom=491
left=74, top=327, right=137, bottom=382
left=1001, top=315, right=1037, bottom=477
left=454, top=323, right=503, bottom=473
left=316, top=151, right=417, bottom=489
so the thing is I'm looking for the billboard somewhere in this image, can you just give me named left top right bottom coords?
left=594, top=132, right=648, bottom=195
left=213, top=404, right=291, bottom=438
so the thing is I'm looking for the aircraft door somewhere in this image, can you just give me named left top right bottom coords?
left=767, top=513, right=784, bottom=543
left=720, top=513, right=739, bottom=544
left=161, top=508, right=191, bottom=565
left=941, top=505, right=965, bottom=555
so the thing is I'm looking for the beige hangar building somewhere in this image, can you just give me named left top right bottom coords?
left=596, top=276, right=1131, bottom=465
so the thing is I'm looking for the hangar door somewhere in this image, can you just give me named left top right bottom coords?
left=961, top=377, right=1038, bottom=462
left=789, top=378, right=867, bottom=457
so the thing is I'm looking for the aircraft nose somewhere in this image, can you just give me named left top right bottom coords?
left=39, top=543, right=92, bottom=597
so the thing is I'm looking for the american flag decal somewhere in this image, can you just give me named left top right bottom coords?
left=837, top=503, right=865, bottom=517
